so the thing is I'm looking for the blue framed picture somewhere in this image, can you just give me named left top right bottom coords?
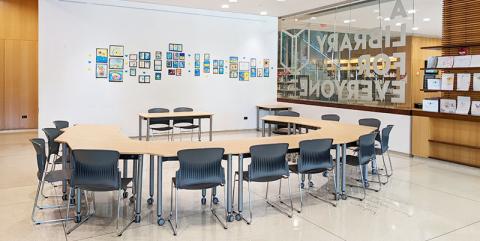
left=155, top=72, right=161, bottom=80
left=173, top=61, right=179, bottom=68
left=195, top=68, right=200, bottom=76
left=166, top=52, right=173, bottom=60
left=178, top=61, right=185, bottom=68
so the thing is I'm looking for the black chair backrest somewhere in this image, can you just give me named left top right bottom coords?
left=30, top=138, right=47, bottom=181
left=53, top=120, right=69, bottom=130
left=148, top=108, right=170, bottom=126
left=380, top=125, right=394, bottom=153
left=359, top=118, right=381, bottom=142
left=173, top=107, right=194, bottom=126
left=248, top=143, right=289, bottom=182
left=42, top=128, right=63, bottom=156
left=276, top=110, right=300, bottom=117
left=358, top=133, right=377, bottom=165
left=321, top=114, right=340, bottom=122
left=298, top=139, right=334, bottom=173
left=71, top=150, right=121, bottom=191
left=176, top=148, right=225, bottom=189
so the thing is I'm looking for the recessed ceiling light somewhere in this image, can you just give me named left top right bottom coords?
left=373, top=9, right=379, bottom=13
left=412, top=26, right=419, bottom=31
left=294, top=18, right=298, bottom=22
left=384, top=17, right=391, bottom=21
left=395, top=22, right=402, bottom=26
left=376, top=16, right=383, bottom=19
left=260, top=11, right=268, bottom=15
left=407, top=9, right=416, bottom=14
left=343, top=19, right=356, bottom=24
left=423, top=18, right=431, bottom=22
left=221, top=4, right=229, bottom=8
left=228, top=0, right=237, bottom=2
left=277, top=0, right=286, bottom=2
left=310, top=16, right=317, bottom=20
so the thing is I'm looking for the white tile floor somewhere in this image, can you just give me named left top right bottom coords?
left=1, top=130, right=480, bottom=241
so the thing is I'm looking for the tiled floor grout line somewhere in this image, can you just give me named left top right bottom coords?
left=425, top=219, right=480, bottom=241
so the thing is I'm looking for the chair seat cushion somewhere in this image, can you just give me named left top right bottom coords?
left=53, top=156, right=69, bottom=164
left=76, top=178, right=132, bottom=192
left=151, top=126, right=173, bottom=132
left=44, top=169, right=71, bottom=183
left=345, top=155, right=369, bottom=166
left=119, top=154, right=139, bottom=160
left=272, top=128, right=302, bottom=135
left=288, top=164, right=329, bottom=174
left=172, top=177, right=222, bottom=190
left=174, top=124, right=199, bottom=130
left=235, top=170, right=285, bottom=183
left=375, top=148, right=384, bottom=155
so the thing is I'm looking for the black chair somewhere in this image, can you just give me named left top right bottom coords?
left=359, top=118, right=381, bottom=143
left=168, top=148, right=227, bottom=236
left=42, top=128, right=67, bottom=170
left=273, top=110, right=301, bottom=135
left=53, top=120, right=69, bottom=130
left=30, top=138, right=72, bottom=225
left=172, top=107, right=200, bottom=141
left=321, top=114, right=340, bottom=122
left=234, top=143, right=293, bottom=224
left=148, top=108, right=173, bottom=141
left=345, top=133, right=381, bottom=201
left=376, top=125, right=394, bottom=183
left=289, top=139, right=337, bottom=212
left=66, top=150, right=132, bottom=236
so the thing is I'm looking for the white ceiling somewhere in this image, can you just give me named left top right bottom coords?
left=128, top=0, right=344, bottom=17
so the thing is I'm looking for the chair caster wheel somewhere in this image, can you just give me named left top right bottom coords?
left=201, top=198, right=207, bottom=205
left=322, top=172, right=328, bottom=177
left=212, top=197, right=219, bottom=204
left=134, top=215, right=141, bottom=223
left=147, top=198, right=154, bottom=205
left=62, top=194, right=68, bottom=201
left=123, top=192, right=128, bottom=199
left=235, top=214, right=241, bottom=221
left=75, top=216, right=81, bottom=223
left=300, top=183, right=305, bottom=189
left=70, top=198, right=75, bottom=205
left=157, top=218, right=165, bottom=226
left=309, top=181, right=314, bottom=188
left=129, top=196, right=135, bottom=203
left=341, top=194, right=347, bottom=200
left=227, top=214, right=235, bottom=222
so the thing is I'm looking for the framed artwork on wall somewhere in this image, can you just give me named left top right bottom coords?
left=168, top=69, right=175, bottom=75
left=154, top=60, right=162, bottom=71
left=109, top=45, right=124, bottom=57
left=139, top=75, right=151, bottom=83
left=155, top=51, right=162, bottom=60
left=109, top=70, right=123, bottom=82
left=155, top=72, right=162, bottom=80
left=257, top=68, right=263, bottom=77
left=129, top=61, right=137, bottom=68
left=96, top=48, right=108, bottom=63
left=130, top=68, right=136, bottom=76
left=109, top=58, right=124, bottom=69
left=96, top=63, right=108, bottom=78
left=129, top=54, right=137, bottom=61
left=176, top=69, right=182, bottom=76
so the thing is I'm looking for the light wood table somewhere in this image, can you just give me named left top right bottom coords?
left=256, top=104, right=291, bottom=131
left=57, top=117, right=375, bottom=226
left=138, top=112, right=213, bottom=141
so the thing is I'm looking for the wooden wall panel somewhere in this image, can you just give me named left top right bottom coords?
left=4, top=40, right=38, bottom=129
left=0, top=0, right=38, bottom=41
left=408, top=36, right=442, bottom=108
left=0, top=40, right=4, bottom=130
left=411, top=116, right=430, bottom=158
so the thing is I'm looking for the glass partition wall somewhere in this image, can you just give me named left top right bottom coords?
left=278, top=0, right=440, bottom=109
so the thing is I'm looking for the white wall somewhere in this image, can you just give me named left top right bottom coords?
left=39, top=0, right=278, bottom=136
left=286, top=103, right=412, bottom=154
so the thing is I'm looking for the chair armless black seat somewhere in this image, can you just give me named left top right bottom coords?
left=53, top=120, right=69, bottom=130
left=375, top=125, right=394, bottom=182
left=234, top=143, right=293, bottom=224
left=42, top=128, right=68, bottom=166
left=273, top=110, right=301, bottom=135
left=168, top=148, right=227, bottom=235
left=65, top=150, right=132, bottom=236
left=30, top=138, right=72, bottom=225
left=172, top=107, right=200, bottom=141
left=344, top=133, right=381, bottom=201
left=148, top=108, right=173, bottom=140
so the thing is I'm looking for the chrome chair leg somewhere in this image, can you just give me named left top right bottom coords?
left=297, top=175, right=303, bottom=213
left=247, top=181, right=253, bottom=224
left=168, top=181, right=178, bottom=236
left=286, top=176, right=294, bottom=218
left=387, top=151, right=393, bottom=177
left=210, top=187, right=228, bottom=229
left=347, top=166, right=366, bottom=201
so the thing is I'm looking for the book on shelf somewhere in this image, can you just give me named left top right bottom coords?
left=471, top=101, right=480, bottom=116
left=440, top=99, right=457, bottom=113
left=427, top=79, right=441, bottom=90
left=474, top=73, right=480, bottom=91
left=423, top=99, right=439, bottom=112
left=426, top=56, right=438, bottom=69
left=436, top=56, right=454, bottom=68
left=441, top=73, right=455, bottom=90
left=470, top=55, right=480, bottom=67
left=456, top=73, right=471, bottom=91
left=456, top=96, right=471, bottom=115
left=453, top=55, right=472, bottom=68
